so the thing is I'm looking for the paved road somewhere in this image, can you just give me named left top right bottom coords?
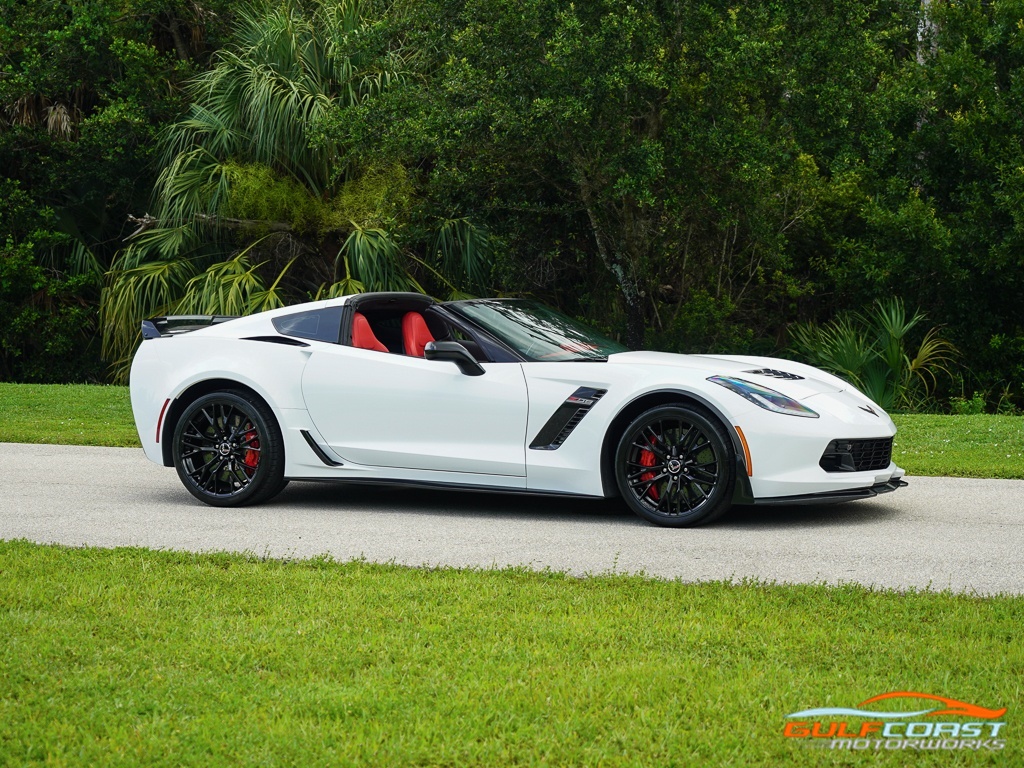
left=1, top=442, right=1022, bottom=594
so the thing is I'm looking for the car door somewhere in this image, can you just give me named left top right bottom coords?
left=301, top=344, right=528, bottom=476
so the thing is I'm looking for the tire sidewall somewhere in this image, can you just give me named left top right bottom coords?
left=172, top=390, right=284, bottom=507
left=614, top=404, right=735, bottom=527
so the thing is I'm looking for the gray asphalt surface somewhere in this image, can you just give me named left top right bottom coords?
left=1, top=442, right=1022, bottom=594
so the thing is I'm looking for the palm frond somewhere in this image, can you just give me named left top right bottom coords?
left=860, top=361, right=896, bottom=411
left=247, top=257, right=298, bottom=313
left=789, top=318, right=873, bottom=390
left=861, top=297, right=922, bottom=384
left=162, top=0, right=391, bottom=198
left=65, top=240, right=106, bottom=282
left=344, top=223, right=416, bottom=292
left=176, top=235, right=285, bottom=316
left=101, top=256, right=198, bottom=376
left=907, top=327, right=959, bottom=394
left=152, top=148, right=231, bottom=226
left=39, top=238, right=105, bottom=283
left=176, top=255, right=268, bottom=316
left=317, top=277, right=366, bottom=298
left=123, top=225, right=203, bottom=263
left=432, top=217, right=493, bottom=292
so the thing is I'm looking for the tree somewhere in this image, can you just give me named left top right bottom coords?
left=0, top=0, right=234, bottom=381
left=101, top=0, right=492, bottom=377
left=329, top=0, right=920, bottom=349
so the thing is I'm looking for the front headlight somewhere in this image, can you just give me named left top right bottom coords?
left=708, top=376, right=819, bottom=418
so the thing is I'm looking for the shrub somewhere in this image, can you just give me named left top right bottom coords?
left=788, top=298, right=957, bottom=411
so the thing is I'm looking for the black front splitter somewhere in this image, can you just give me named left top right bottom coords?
left=751, top=478, right=908, bottom=506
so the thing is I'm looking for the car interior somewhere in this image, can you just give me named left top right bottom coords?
left=346, top=295, right=487, bottom=361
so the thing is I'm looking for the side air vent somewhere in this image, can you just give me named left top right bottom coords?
left=243, top=336, right=311, bottom=347
left=820, top=438, right=894, bottom=472
left=744, top=368, right=805, bottom=380
left=530, top=387, right=608, bottom=450
left=301, top=430, right=343, bottom=466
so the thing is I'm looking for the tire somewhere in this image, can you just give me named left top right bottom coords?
left=172, top=390, right=287, bottom=507
left=614, top=404, right=735, bottom=527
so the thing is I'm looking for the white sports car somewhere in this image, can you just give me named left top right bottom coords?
left=130, top=292, right=906, bottom=526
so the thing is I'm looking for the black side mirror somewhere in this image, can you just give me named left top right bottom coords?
left=424, top=341, right=486, bottom=376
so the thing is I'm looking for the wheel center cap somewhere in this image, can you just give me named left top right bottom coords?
left=218, top=442, right=232, bottom=456
left=667, top=458, right=682, bottom=474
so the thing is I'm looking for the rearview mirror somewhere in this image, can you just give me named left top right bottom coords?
left=424, top=341, right=485, bottom=376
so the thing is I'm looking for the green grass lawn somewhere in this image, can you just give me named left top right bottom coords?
left=0, top=383, right=138, bottom=447
left=2, top=383, right=1023, bottom=479
left=0, top=541, right=1018, bottom=767
left=893, top=413, right=1024, bottom=479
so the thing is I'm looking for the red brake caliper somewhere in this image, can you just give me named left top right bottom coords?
left=639, top=435, right=659, bottom=501
left=243, top=429, right=260, bottom=470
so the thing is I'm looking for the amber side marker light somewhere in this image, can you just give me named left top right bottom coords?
left=734, top=425, right=753, bottom=477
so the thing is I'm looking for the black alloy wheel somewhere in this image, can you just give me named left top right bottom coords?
left=614, top=404, right=735, bottom=527
left=172, top=390, right=286, bottom=507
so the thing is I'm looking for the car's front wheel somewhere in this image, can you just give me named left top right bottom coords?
left=614, top=404, right=735, bottom=527
left=172, top=390, right=286, bottom=507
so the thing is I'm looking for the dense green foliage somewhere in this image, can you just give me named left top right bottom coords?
left=97, top=0, right=492, bottom=374
left=3, top=0, right=1024, bottom=405
left=2, top=541, right=1020, bottom=765
left=0, top=0, right=234, bottom=381
left=330, top=0, right=920, bottom=349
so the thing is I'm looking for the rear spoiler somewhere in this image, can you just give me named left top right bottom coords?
left=141, top=315, right=238, bottom=339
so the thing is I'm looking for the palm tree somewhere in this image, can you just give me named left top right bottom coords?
left=102, top=0, right=490, bottom=379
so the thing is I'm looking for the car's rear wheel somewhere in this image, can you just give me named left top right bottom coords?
left=614, top=404, right=735, bottom=527
left=172, top=390, right=286, bottom=507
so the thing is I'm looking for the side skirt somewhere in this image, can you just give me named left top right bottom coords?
left=283, top=476, right=606, bottom=501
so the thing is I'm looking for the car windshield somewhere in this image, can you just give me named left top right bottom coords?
left=448, top=299, right=628, bottom=361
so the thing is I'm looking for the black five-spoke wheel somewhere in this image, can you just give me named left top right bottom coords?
left=172, top=390, right=286, bottom=507
left=615, top=404, right=735, bottom=527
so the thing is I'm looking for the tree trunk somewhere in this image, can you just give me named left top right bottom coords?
left=168, top=17, right=190, bottom=62
left=582, top=197, right=646, bottom=348
left=624, top=298, right=645, bottom=349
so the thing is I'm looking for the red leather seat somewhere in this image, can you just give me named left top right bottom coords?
left=351, top=312, right=388, bottom=352
left=402, top=312, right=435, bottom=357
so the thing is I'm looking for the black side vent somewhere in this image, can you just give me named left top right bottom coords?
left=820, top=438, right=894, bottom=473
left=744, top=368, right=805, bottom=380
left=243, top=336, right=310, bottom=347
left=301, top=430, right=343, bottom=466
left=530, top=387, right=608, bottom=450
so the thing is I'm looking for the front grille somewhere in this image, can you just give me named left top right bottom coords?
left=820, top=438, right=894, bottom=473
left=850, top=438, right=893, bottom=470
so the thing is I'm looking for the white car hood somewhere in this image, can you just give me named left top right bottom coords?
left=607, top=351, right=849, bottom=399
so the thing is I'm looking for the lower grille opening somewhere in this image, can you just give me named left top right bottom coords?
left=820, top=437, right=893, bottom=473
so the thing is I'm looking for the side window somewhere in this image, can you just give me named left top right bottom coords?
left=272, top=307, right=343, bottom=343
